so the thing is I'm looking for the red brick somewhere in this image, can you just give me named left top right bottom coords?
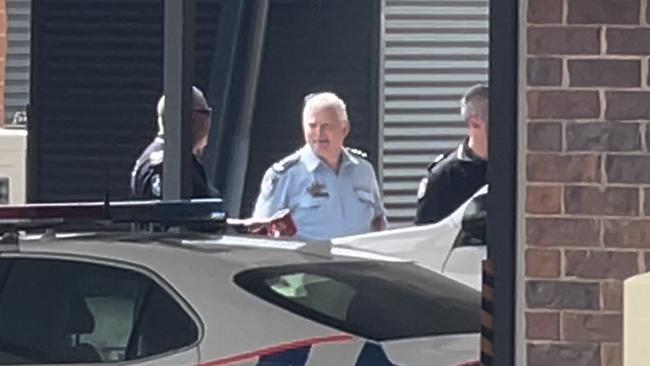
left=526, top=311, right=560, bottom=340
left=527, top=154, right=601, bottom=183
left=528, top=57, right=562, bottom=86
left=565, top=186, right=639, bottom=216
left=602, top=280, right=623, bottom=311
left=646, top=251, right=650, bottom=271
left=528, top=0, right=563, bottom=23
left=526, top=281, right=600, bottom=309
left=527, top=90, right=602, bottom=120
left=568, top=0, right=639, bottom=24
left=645, top=188, right=650, bottom=216
left=604, top=219, right=650, bottom=248
left=528, top=91, right=600, bottom=119
left=606, top=92, right=650, bottom=120
left=562, top=312, right=622, bottom=342
left=569, top=59, right=640, bottom=87
left=527, top=185, right=562, bottom=214
left=528, top=343, right=600, bottom=366
left=602, top=343, right=622, bottom=366
left=527, top=218, right=600, bottom=247
left=607, top=28, right=650, bottom=55
left=528, top=27, right=601, bottom=55
left=567, top=122, right=641, bottom=152
left=565, top=250, right=639, bottom=280
left=528, top=122, right=562, bottom=151
left=526, top=248, right=561, bottom=278
left=606, top=155, right=650, bottom=184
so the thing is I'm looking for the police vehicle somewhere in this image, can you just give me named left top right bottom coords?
left=0, top=199, right=479, bottom=366
left=333, top=186, right=488, bottom=290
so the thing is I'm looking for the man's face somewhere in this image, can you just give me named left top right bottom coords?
left=302, top=106, right=349, bottom=160
left=467, top=115, right=488, bottom=158
left=192, top=110, right=211, bottom=158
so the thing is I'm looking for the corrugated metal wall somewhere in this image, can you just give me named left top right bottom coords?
left=5, top=0, right=30, bottom=124
left=381, top=0, right=489, bottom=225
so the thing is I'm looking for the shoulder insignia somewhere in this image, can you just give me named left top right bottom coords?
left=272, top=150, right=301, bottom=173
left=417, top=177, right=428, bottom=200
left=150, top=173, right=162, bottom=198
left=426, top=153, right=446, bottom=171
left=260, top=171, right=279, bottom=199
left=346, top=147, right=368, bottom=160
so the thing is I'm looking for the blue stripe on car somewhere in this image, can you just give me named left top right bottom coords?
left=355, top=342, right=397, bottom=366
left=256, top=345, right=311, bottom=366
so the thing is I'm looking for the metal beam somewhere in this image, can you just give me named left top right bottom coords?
left=224, top=0, right=269, bottom=216
left=487, top=0, right=519, bottom=364
left=162, top=0, right=195, bottom=200
left=203, top=0, right=249, bottom=191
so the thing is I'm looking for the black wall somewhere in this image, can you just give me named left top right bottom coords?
left=29, top=0, right=222, bottom=202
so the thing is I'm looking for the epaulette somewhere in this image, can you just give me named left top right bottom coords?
left=426, top=153, right=446, bottom=171
left=346, top=147, right=368, bottom=160
left=272, top=150, right=301, bottom=173
left=148, top=150, right=164, bottom=166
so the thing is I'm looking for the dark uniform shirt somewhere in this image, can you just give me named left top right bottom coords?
left=130, top=137, right=220, bottom=199
left=415, top=138, right=487, bottom=225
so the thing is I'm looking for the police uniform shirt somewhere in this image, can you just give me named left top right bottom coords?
left=252, top=145, right=387, bottom=240
left=415, top=138, right=487, bottom=225
left=130, top=137, right=220, bottom=199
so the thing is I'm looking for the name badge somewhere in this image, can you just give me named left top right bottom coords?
left=307, top=181, right=329, bottom=198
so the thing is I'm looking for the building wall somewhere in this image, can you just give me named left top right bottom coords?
left=524, top=0, right=650, bottom=365
left=0, top=0, right=7, bottom=127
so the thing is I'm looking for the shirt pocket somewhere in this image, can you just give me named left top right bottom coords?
left=354, top=189, right=375, bottom=205
left=295, top=196, right=324, bottom=209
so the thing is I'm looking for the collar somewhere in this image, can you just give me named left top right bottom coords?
left=300, top=145, right=359, bottom=172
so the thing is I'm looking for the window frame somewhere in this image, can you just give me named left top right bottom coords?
left=0, top=252, right=204, bottom=364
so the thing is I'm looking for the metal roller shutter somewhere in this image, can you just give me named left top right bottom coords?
left=5, top=0, right=31, bottom=124
left=381, top=0, right=489, bottom=225
left=29, top=0, right=222, bottom=202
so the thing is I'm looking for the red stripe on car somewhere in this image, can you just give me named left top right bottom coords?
left=199, top=334, right=355, bottom=366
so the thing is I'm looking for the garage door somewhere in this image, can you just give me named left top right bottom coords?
left=381, top=0, right=489, bottom=225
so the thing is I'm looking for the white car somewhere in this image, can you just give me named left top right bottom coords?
left=0, top=201, right=480, bottom=366
left=333, top=186, right=488, bottom=289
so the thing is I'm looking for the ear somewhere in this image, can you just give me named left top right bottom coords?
left=342, top=120, right=350, bottom=137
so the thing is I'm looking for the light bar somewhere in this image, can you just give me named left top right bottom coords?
left=0, top=199, right=226, bottom=228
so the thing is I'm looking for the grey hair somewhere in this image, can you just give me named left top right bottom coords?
left=460, top=84, right=489, bottom=123
left=302, top=92, right=349, bottom=123
left=156, top=86, right=211, bottom=136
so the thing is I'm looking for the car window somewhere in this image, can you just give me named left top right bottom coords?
left=235, top=261, right=479, bottom=341
left=0, top=258, right=198, bottom=364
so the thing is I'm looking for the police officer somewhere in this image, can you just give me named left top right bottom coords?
left=252, top=92, right=387, bottom=240
left=415, top=84, right=488, bottom=225
left=130, top=86, right=220, bottom=199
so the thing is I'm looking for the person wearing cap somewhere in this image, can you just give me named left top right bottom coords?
left=130, top=86, right=220, bottom=199
left=252, top=91, right=388, bottom=240
left=414, top=84, right=488, bottom=225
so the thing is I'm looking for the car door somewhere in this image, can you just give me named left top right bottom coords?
left=234, top=260, right=480, bottom=365
left=0, top=254, right=200, bottom=366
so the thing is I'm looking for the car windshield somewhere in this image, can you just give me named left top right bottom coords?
left=234, top=261, right=480, bottom=341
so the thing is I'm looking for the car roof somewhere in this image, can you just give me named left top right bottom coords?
left=7, top=230, right=410, bottom=271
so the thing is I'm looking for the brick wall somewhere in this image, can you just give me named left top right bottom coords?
left=0, top=0, right=6, bottom=128
left=525, top=0, right=650, bottom=365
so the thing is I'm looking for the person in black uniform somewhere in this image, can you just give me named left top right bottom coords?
left=414, top=84, right=488, bottom=225
left=130, top=86, right=220, bottom=199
